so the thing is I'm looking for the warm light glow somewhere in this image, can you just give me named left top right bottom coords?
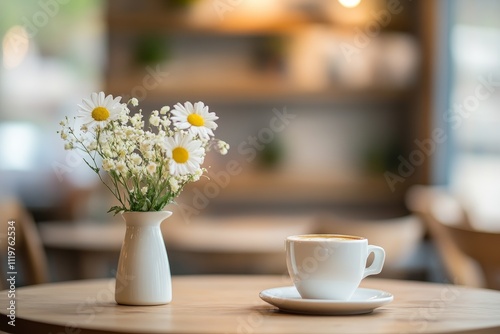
left=338, top=0, right=361, bottom=8
left=2, top=25, right=30, bottom=69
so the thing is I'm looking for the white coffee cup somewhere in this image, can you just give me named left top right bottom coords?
left=286, top=234, right=385, bottom=300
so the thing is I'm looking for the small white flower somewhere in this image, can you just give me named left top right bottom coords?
left=150, top=114, right=160, bottom=127
left=64, top=142, right=73, bottom=150
left=125, top=127, right=135, bottom=137
left=120, top=114, right=129, bottom=124
left=161, top=117, right=171, bottom=128
left=130, top=153, right=142, bottom=166
left=130, top=98, right=139, bottom=106
left=102, top=159, right=115, bottom=171
left=146, top=162, right=157, bottom=175
left=164, top=132, right=205, bottom=176
left=88, top=141, right=97, bottom=151
left=116, top=161, right=127, bottom=175
left=171, top=102, right=218, bottom=139
left=169, top=178, right=180, bottom=192
left=160, top=106, right=170, bottom=115
left=60, top=130, right=68, bottom=140
left=131, top=113, right=144, bottom=129
left=192, top=168, right=203, bottom=182
left=217, top=140, right=230, bottom=155
left=140, top=140, right=152, bottom=153
left=103, top=149, right=113, bottom=158
left=141, top=186, right=148, bottom=195
left=78, top=92, right=122, bottom=129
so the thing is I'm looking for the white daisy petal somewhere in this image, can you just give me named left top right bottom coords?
left=98, top=91, right=105, bottom=105
left=90, top=92, right=99, bottom=106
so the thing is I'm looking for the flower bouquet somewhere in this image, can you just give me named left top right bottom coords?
left=58, top=92, right=229, bottom=305
left=59, top=92, right=229, bottom=214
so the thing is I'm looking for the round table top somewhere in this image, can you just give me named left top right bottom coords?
left=1, top=276, right=500, bottom=334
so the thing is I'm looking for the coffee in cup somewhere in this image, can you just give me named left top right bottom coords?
left=286, top=234, right=385, bottom=300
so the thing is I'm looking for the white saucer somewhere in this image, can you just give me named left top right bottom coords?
left=259, top=286, right=393, bottom=315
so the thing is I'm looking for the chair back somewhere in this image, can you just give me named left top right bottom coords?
left=406, top=186, right=492, bottom=288
left=0, top=198, right=49, bottom=288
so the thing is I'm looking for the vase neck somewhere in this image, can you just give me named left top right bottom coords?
left=121, top=211, right=172, bottom=226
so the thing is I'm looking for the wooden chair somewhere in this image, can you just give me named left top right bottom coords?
left=406, top=185, right=492, bottom=288
left=442, top=223, right=500, bottom=289
left=0, top=198, right=49, bottom=288
left=313, top=214, right=425, bottom=278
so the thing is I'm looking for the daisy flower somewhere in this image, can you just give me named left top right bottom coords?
left=78, top=92, right=122, bottom=129
left=164, top=133, right=205, bottom=176
left=171, top=101, right=218, bottom=139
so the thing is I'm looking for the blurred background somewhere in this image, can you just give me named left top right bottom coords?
left=1, top=0, right=500, bottom=289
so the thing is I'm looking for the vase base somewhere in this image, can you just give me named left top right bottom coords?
left=115, top=300, right=171, bottom=306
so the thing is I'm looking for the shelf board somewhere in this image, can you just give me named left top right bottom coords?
left=107, top=12, right=310, bottom=35
left=105, top=77, right=413, bottom=104
left=106, top=10, right=414, bottom=35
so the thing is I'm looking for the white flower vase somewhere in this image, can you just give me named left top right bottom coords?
left=115, top=211, right=172, bottom=306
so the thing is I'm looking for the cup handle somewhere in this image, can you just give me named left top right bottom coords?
left=363, top=245, right=385, bottom=279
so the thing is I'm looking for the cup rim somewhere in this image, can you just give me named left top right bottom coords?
left=287, top=234, right=366, bottom=242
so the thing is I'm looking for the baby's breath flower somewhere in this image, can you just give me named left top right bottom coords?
left=161, top=117, right=171, bottom=128
left=64, top=142, right=74, bottom=150
left=192, top=168, right=204, bottom=182
left=102, top=159, right=115, bottom=171
left=140, top=140, right=152, bottom=153
left=146, top=162, right=157, bottom=175
left=169, top=178, right=180, bottom=192
left=116, top=161, right=127, bottom=175
left=120, top=114, right=129, bottom=124
left=124, top=127, right=135, bottom=137
left=130, top=98, right=139, bottom=106
left=150, top=115, right=160, bottom=127
left=88, top=141, right=97, bottom=151
left=118, top=148, right=127, bottom=158
left=160, top=106, right=170, bottom=115
left=217, top=140, right=230, bottom=155
left=131, top=114, right=143, bottom=128
left=130, top=153, right=142, bottom=166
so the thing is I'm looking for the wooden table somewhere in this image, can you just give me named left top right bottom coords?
left=1, top=276, right=500, bottom=334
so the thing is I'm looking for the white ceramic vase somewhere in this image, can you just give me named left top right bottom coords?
left=115, top=211, right=172, bottom=306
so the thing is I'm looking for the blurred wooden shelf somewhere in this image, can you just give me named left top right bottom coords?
left=186, top=170, right=407, bottom=205
left=107, top=12, right=310, bottom=35
left=106, top=77, right=413, bottom=104
left=106, top=2, right=416, bottom=35
left=104, top=0, right=432, bottom=204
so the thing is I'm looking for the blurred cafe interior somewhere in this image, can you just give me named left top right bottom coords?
left=1, top=0, right=500, bottom=290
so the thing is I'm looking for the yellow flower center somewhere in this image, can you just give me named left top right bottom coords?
left=173, top=147, right=189, bottom=164
left=187, top=113, right=205, bottom=127
left=91, top=107, right=110, bottom=121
